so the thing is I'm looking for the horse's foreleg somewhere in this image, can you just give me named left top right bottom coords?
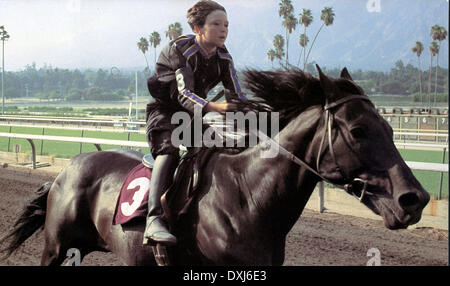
left=40, top=238, right=91, bottom=266
left=40, top=240, right=69, bottom=266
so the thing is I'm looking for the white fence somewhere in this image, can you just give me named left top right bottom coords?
left=0, top=115, right=448, bottom=137
left=0, top=116, right=145, bottom=126
left=395, top=142, right=448, bottom=149
left=0, top=131, right=447, bottom=172
left=1, top=131, right=447, bottom=169
left=1, top=122, right=448, bottom=138
left=0, top=132, right=448, bottom=173
left=0, top=116, right=145, bottom=132
left=0, top=122, right=145, bottom=134
left=0, top=132, right=147, bottom=169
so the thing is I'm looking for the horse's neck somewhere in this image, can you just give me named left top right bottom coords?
left=194, top=107, right=323, bottom=264
left=227, top=106, right=323, bottom=225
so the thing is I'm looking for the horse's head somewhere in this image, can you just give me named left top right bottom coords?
left=242, top=67, right=430, bottom=229
left=313, top=65, right=430, bottom=229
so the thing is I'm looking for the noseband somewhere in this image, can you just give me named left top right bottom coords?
left=260, top=94, right=374, bottom=202
left=318, top=95, right=374, bottom=200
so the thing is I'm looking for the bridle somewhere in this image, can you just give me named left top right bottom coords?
left=260, top=94, right=375, bottom=202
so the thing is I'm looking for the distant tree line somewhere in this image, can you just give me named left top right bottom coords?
left=2, top=19, right=186, bottom=103
left=314, top=60, right=448, bottom=96
left=1, top=59, right=448, bottom=102
left=1, top=62, right=150, bottom=101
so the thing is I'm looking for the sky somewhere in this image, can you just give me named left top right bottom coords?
left=0, top=0, right=448, bottom=72
left=0, top=0, right=275, bottom=71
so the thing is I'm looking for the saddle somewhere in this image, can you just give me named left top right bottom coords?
left=154, top=147, right=218, bottom=231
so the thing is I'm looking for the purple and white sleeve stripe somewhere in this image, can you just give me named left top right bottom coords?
left=182, top=89, right=208, bottom=107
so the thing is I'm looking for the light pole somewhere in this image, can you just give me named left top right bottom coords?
left=0, top=26, right=10, bottom=115
left=135, top=71, right=138, bottom=120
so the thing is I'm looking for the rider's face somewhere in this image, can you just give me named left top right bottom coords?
left=195, top=10, right=228, bottom=51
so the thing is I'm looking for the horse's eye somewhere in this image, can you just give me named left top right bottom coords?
left=350, top=127, right=366, bottom=139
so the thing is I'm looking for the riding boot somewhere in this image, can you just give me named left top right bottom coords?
left=143, top=154, right=178, bottom=245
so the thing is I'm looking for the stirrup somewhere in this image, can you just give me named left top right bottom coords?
left=143, top=217, right=177, bottom=245
left=142, top=154, right=155, bottom=168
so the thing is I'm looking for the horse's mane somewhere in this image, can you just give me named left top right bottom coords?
left=220, top=68, right=367, bottom=154
left=233, top=68, right=325, bottom=127
left=233, top=68, right=365, bottom=127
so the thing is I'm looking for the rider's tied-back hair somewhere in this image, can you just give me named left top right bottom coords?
left=187, top=0, right=226, bottom=31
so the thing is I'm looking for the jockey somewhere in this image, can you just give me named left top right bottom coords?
left=143, top=0, right=246, bottom=245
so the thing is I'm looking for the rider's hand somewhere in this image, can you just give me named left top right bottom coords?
left=204, top=101, right=237, bottom=115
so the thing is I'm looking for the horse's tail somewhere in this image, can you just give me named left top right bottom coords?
left=0, top=181, right=52, bottom=259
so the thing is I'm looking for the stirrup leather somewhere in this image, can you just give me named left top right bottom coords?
left=152, top=244, right=172, bottom=266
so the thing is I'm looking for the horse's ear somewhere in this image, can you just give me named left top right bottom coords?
left=340, top=67, right=353, bottom=81
left=316, top=64, right=337, bottom=99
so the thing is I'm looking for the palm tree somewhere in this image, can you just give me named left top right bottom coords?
left=166, top=22, right=183, bottom=40
left=137, top=37, right=150, bottom=72
left=267, top=49, right=276, bottom=68
left=430, top=24, right=441, bottom=41
left=411, top=41, right=424, bottom=103
left=282, top=13, right=297, bottom=66
left=304, top=7, right=335, bottom=69
left=298, top=9, right=313, bottom=70
left=278, top=0, right=293, bottom=18
left=297, top=34, right=309, bottom=67
left=437, top=26, right=447, bottom=103
left=427, top=41, right=439, bottom=109
left=149, top=31, right=161, bottom=67
left=278, top=0, right=295, bottom=66
left=174, top=22, right=183, bottom=38
left=273, top=34, right=285, bottom=67
left=431, top=25, right=447, bottom=104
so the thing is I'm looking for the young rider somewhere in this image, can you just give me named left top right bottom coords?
left=143, top=0, right=246, bottom=245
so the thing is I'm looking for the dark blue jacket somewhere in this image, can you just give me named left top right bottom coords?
left=150, top=34, right=246, bottom=113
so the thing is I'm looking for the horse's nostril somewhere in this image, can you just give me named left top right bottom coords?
left=398, top=193, right=419, bottom=208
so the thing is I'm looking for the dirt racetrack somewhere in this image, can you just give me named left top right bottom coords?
left=0, top=165, right=447, bottom=266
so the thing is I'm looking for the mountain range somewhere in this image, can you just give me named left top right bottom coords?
left=224, top=0, right=448, bottom=72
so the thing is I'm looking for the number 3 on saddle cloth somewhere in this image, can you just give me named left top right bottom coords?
left=113, top=163, right=151, bottom=225
left=113, top=148, right=217, bottom=231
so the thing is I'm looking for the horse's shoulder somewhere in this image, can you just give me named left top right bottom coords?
left=65, top=150, right=143, bottom=178
left=71, top=149, right=143, bottom=162
left=105, top=149, right=144, bottom=161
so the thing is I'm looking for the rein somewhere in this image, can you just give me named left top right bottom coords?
left=185, top=90, right=374, bottom=201
left=260, top=94, right=374, bottom=202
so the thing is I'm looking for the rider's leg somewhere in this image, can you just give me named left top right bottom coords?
left=143, top=153, right=178, bottom=245
left=144, top=107, right=180, bottom=245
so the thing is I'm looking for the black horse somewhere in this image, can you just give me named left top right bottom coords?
left=0, top=66, right=430, bottom=265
